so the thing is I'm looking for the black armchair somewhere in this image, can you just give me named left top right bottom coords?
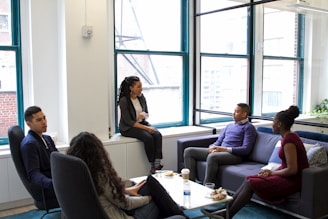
left=50, top=152, right=109, bottom=219
left=8, top=125, right=60, bottom=218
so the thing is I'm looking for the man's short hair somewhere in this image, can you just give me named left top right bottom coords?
left=237, top=103, right=250, bottom=115
left=24, top=106, right=42, bottom=122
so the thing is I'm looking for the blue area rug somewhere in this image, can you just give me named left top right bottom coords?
left=0, top=208, right=61, bottom=219
left=183, top=203, right=296, bottom=219
left=0, top=204, right=296, bottom=219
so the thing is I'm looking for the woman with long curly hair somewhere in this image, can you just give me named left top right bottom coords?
left=67, top=132, right=185, bottom=219
left=118, top=76, right=163, bottom=174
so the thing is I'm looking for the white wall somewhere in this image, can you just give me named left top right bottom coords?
left=21, top=0, right=113, bottom=143
left=64, top=0, right=110, bottom=141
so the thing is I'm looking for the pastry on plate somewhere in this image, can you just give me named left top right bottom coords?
left=164, top=170, right=174, bottom=177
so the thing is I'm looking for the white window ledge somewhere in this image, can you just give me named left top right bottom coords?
left=0, top=126, right=213, bottom=158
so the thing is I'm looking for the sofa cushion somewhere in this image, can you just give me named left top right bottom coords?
left=247, top=132, right=280, bottom=164
left=300, top=137, right=328, bottom=154
left=268, top=140, right=282, bottom=163
left=306, top=145, right=328, bottom=167
left=303, top=143, right=317, bottom=152
left=257, top=126, right=278, bottom=134
left=262, top=139, right=328, bottom=168
left=262, top=140, right=281, bottom=171
left=220, top=162, right=264, bottom=192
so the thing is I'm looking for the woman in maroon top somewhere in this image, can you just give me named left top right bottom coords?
left=226, top=105, right=309, bottom=218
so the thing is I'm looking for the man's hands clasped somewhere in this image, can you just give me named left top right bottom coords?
left=208, top=146, right=228, bottom=153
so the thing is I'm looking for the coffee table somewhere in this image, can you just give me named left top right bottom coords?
left=131, top=173, right=233, bottom=219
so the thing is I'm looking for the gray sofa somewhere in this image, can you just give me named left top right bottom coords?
left=177, top=127, right=328, bottom=219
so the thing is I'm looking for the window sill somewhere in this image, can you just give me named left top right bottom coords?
left=0, top=126, right=213, bottom=159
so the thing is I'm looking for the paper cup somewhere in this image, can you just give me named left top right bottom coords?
left=181, top=168, right=190, bottom=180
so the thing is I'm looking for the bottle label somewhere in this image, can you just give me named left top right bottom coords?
left=184, top=190, right=191, bottom=196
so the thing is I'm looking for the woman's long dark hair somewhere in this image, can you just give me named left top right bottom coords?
left=117, top=76, right=140, bottom=104
left=67, top=132, right=127, bottom=205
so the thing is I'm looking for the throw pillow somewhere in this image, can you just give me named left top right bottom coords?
left=303, top=143, right=316, bottom=152
left=307, top=144, right=328, bottom=167
left=146, top=175, right=184, bottom=218
left=262, top=140, right=281, bottom=171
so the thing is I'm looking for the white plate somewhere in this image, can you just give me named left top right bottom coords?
left=205, top=193, right=214, bottom=199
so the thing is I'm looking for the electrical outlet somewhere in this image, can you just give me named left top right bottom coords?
left=82, top=25, right=93, bottom=38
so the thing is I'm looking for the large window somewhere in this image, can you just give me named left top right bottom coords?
left=0, top=0, right=23, bottom=145
left=262, top=8, right=301, bottom=114
left=114, top=0, right=189, bottom=127
left=194, top=0, right=304, bottom=126
left=196, top=0, right=249, bottom=123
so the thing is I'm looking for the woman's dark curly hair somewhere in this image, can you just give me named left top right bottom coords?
left=275, top=105, right=300, bottom=130
left=67, top=132, right=127, bottom=205
left=117, top=76, right=140, bottom=104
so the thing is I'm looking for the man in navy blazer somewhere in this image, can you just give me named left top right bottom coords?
left=20, top=106, right=58, bottom=202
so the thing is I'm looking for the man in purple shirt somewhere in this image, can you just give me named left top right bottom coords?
left=184, top=103, right=257, bottom=187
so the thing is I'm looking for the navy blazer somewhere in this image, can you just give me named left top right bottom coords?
left=20, top=130, right=58, bottom=189
left=119, top=94, right=150, bottom=132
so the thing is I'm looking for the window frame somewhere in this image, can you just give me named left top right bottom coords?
left=113, top=0, right=190, bottom=131
left=0, top=0, right=24, bottom=145
left=193, top=0, right=305, bottom=126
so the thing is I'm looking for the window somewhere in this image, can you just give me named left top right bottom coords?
left=194, top=0, right=304, bottom=126
left=195, top=0, right=249, bottom=124
left=262, top=8, right=301, bottom=114
left=114, top=0, right=189, bottom=127
left=0, top=0, right=23, bottom=145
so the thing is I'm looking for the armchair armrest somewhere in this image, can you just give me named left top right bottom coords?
left=177, top=134, right=219, bottom=172
left=300, top=164, right=328, bottom=219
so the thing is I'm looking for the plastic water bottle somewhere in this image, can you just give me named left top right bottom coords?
left=183, top=181, right=191, bottom=208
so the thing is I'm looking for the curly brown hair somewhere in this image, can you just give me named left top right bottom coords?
left=67, top=132, right=127, bottom=205
left=117, top=76, right=140, bottom=104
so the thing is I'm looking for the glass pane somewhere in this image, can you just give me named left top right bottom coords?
left=200, top=7, right=248, bottom=54
left=264, top=8, right=298, bottom=57
left=200, top=56, right=248, bottom=115
left=0, top=0, right=12, bottom=45
left=199, top=112, right=233, bottom=124
left=262, top=59, right=298, bottom=113
left=0, top=51, right=17, bottom=138
left=200, top=0, right=245, bottom=13
left=117, top=54, right=183, bottom=124
left=115, top=0, right=181, bottom=51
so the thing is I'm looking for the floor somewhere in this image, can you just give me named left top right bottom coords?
left=0, top=204, right=36, bottom=217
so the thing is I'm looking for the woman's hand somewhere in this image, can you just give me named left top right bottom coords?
left=258, top=169, right=271, bottom=177
left=138, top=113, right=145, bottom=121
left=125, top=180, right=146, bottom=196
left=138, top=112, right=148, bottom=121
left=147, top=126, right=156, bottom=134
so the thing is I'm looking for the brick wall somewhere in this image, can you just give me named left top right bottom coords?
left=0, top=92, right=17, bottom=137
